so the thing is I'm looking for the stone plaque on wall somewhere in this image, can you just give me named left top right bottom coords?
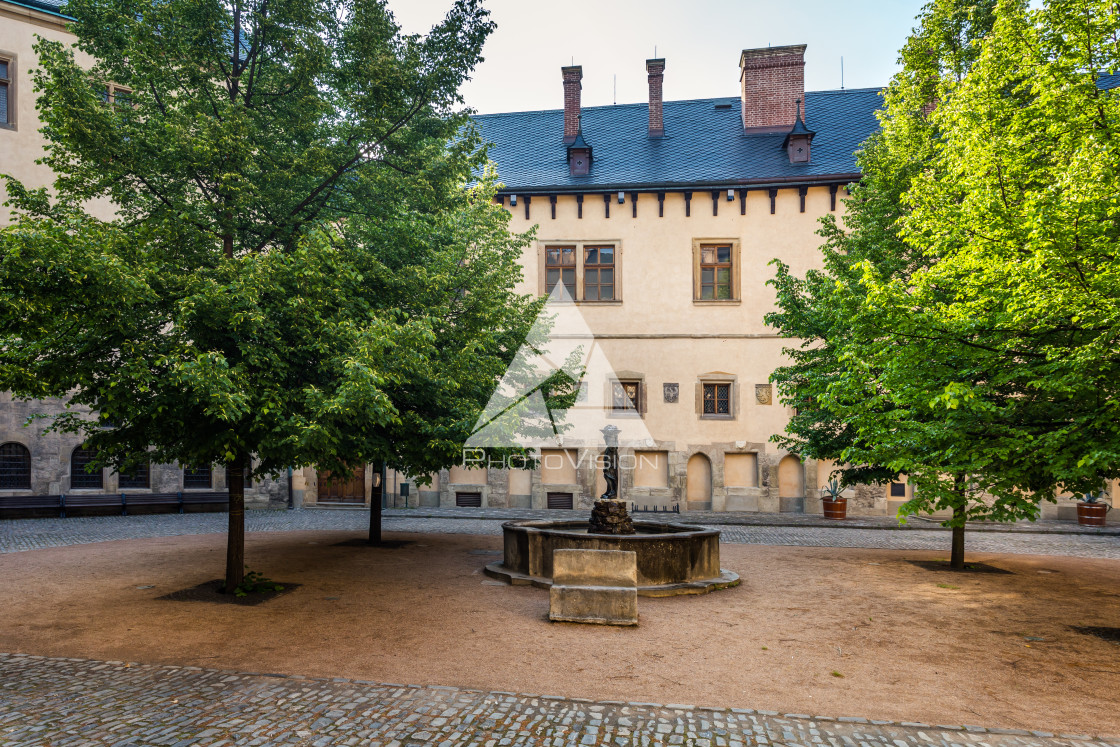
left=663, top=383, right=679, bottom=403
left=755, top=384, right=772, bottom=405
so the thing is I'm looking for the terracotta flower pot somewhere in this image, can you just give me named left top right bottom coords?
left=1077, top=501, right=1108, bottom=526
left=822, top=497, right=847, bottom=520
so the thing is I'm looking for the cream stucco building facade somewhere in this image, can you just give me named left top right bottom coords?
left=402, top=50, right=892, bottom=517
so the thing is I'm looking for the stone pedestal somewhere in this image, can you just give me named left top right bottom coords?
left=548, top=548, right=638, bottom=626
left=588, top=499, right=635, bottom=535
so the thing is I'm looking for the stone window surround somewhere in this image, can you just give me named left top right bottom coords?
left=691, top=238, right=742, bottom=304
left=0, top=51, right=16, bottom=131
left=537, top=239, right=623, bottom=303
left=0, top=439, right=32, bottom=491
left=695, top=371, right=739, bottom=420
left=183, top=464, right=215, bottom=491
left=68, top=446, right=104, bottom=491
left=607, top=369, right=646, bottom=417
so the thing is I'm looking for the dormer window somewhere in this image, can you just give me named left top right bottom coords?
left=567, top=127, right=591, bottom=176
left=782, top=99, right=815, bottom=165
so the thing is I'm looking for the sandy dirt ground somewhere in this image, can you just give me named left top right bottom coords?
left=1, top=529, right=1118, bottom=734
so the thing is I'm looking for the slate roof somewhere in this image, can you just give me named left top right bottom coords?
left=3, top=0, right=70, bottom=18
left=472, top=87, right=883, bottom=193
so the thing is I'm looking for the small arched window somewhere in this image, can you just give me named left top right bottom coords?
left=0, top=442, right=32, bottom=489
left=118, top=459, right=150, bottom=489
left=183, top=465, right=212, bottom=489
left=70, top=447, right=104, bottom=490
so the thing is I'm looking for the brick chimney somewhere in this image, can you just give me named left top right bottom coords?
left=562, top=65, right=582, bottom=144
left=646, top=58, right=665, bottom=137
left=739, top=45, right=806, bottom=133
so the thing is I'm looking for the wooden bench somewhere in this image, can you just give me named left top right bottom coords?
left=63, top=492, right=126, bottom=516
left=0, top=494, right=64, bottom=516
left=118, top=491, right=229, bottom=515
left=178, top=491, right=229, bottom=512
left=0, top=492, right=230, bottom=518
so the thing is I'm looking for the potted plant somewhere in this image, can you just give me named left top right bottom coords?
left=821, top=479, right=847, bottom=520
left=1077, top=489, right=1111, bottom=526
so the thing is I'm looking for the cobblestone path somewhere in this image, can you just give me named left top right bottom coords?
left=0, top=654, right=1112, bottom=747
left=2, top=510, right=1118, bottom=558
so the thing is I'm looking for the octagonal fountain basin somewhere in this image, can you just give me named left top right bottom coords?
left=483, top=520, right=740, bottom=597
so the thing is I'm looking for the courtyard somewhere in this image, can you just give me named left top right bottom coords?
left=2, top=509, right=1119, bottom=742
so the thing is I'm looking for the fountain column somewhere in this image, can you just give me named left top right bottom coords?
left=588, top=424, right=635, bottom=535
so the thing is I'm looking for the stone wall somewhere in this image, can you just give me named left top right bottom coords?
left=0, top=394, right=287, bottom=509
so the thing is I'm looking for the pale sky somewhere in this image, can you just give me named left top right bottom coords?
left=387, top=1, right=927, bottom=115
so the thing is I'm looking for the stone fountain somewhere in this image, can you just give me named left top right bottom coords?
left=484, top=426, right=739, bottom=597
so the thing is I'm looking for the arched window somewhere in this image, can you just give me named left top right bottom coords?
left=118, top=459, right=150, bottom=489
left=184, top=465, right=212, bottom=489
left=0, top=442, right=31, bottom=489
left=71, top=447, right=104, bottom=490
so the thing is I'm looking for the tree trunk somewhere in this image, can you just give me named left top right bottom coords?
left=950, top=503, right=966, bottom=570
left=224, top=452, right=247, bottom=592
left=368, top=461, right=383, bottom=545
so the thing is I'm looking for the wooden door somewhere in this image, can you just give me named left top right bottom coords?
left=318, top=464, right=366, bottom=504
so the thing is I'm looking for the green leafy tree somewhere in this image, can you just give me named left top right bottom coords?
left=0, top=0, right=540, bottom=590
left=767, top=0, right=1011, bottom=567
left=771, top=0, right=1120, bottom=568
left=897, top=0, right=1120, bottom=499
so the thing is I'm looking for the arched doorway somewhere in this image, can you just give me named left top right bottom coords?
left=686, top=453, right=712, bottom=509
left=777, top=455, right=804, bottom=497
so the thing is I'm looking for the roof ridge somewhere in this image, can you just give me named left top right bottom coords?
left=473, top=88, right=883, bottom=119
left=808, top=86, right=884, bottom=95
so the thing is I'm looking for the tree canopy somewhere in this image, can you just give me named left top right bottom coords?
left=767, top=0, right=1120, bottom=566
left=0, top=0, right=538, bottom=588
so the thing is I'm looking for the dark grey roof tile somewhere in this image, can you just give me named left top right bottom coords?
left=473, top=87, right=883, bottom=191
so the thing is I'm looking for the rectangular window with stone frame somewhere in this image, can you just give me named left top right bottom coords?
left=692, top=239, right=741, bottom=302
left=702, top=383, right=731, bottom=416
left=544, top=245, right=576, bottom=298
left=700, top=246, right=732, bottom=299
left=0, top=56, right=14, bottom=130
left=611, top=380, right=641, bottom=415
left=540, top=242, right=621, bottom=302
left=583, top=245, right=615, bottom=301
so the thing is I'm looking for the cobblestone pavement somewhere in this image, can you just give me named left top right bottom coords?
left=0, top=654, right=1113, bottom=747
left=1, top=509, right=1118, bottom=558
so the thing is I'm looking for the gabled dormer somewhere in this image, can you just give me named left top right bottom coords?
left=568, top=127, right=592, bottom=176
left=782, top=99, right=815, bottom=164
